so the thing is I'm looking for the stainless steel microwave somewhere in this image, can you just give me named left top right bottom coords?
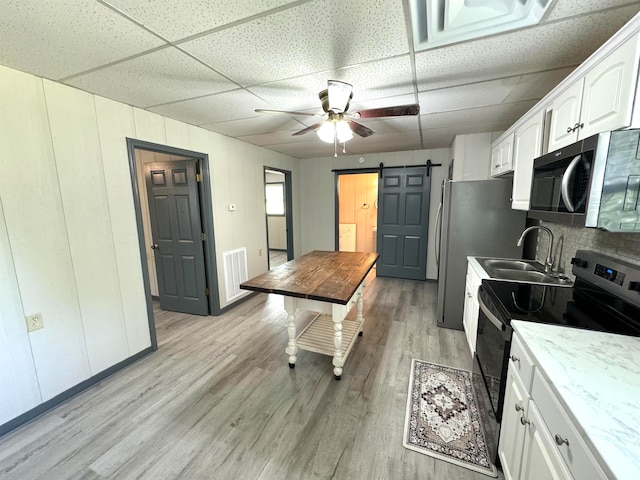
left=529, top=129, right=640, bottom=232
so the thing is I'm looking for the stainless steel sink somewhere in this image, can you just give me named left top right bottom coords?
left=480, top=259, right=539, bottom=271
left=476, top=257, right=573, bottom=287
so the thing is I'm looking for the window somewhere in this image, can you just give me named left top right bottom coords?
left=265, top=183, right=285, bottom=215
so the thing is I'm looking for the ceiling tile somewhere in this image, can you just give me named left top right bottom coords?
left=348, top=94, right=419, bottom=113
left=0, top=0, right=164, bottom=80
left=247, top=56, right=415, bottom=112
left=265, top=141, right=347, bottom=159
left=419, top=100, right=538, bottom=129
left=504, top=67, right=576, bottom=103
left=105, top=0, right=301, bottom=41
left=148, top=89, right=268, bottom=125
left=346, top=131, right=423, bottom=154
left=354, top=116, right=421, bottom=135
left=65, top=47, right=238, bottom=108
left=237, top=130, right=318, bottom=147
left=179, top=0, right=409, bottom=86
left=202, top=115, right=307, bottom=137
left=418, top=77, right=521, bottom=114
left=415, top=6, right=640, bottom=91
left=545, top=0, right=640, bottom=21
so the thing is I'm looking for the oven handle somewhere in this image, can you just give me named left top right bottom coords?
left=561, top=154, right=582, bottom=213
left=478, top=293, right=506, bottom=331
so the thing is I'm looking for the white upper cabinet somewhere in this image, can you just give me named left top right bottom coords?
left=547, top=80, right=584, bottom=152
left=490, top=133, right=514, bottom=177
left=580, top=34, right=639, bottom=138
left=512, top=111, right=544, bottom=210
left=547, top=32, right=640, bottom=152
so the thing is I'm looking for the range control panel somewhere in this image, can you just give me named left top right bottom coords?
left=594, top=264, right=625, bottom=286
left=572, top=250, right=640, bottom=308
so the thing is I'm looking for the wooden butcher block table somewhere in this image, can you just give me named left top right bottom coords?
left=240, top=250, right=378, bottom=379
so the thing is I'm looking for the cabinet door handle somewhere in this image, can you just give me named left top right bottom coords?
left=520, top=416, right=530, bottom=426
left=554, top=434, right=569, bottom=446
left=566, top=122, right=584, bottom=133
left=514, top=403, right=524, bottom=412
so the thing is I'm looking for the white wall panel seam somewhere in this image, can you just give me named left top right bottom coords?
left=41, top=83, right=93, bottom=377
left=0, top=194, right=44, bottom=403
left=92, top=95, right=131, bottom=353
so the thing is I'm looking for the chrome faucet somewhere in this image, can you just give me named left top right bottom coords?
left=517, top=226, right=554, bottom=273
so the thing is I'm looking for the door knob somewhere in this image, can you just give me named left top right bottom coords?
left=151, top=244, right=159, bottom=250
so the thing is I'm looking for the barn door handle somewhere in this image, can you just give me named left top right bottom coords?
left=151, top=244, right=159, bottom=250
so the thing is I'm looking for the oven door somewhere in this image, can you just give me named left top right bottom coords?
left=475, top=290, right=512, bottom=422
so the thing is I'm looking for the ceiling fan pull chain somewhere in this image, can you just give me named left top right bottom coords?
left=342, top=142, right=346, bottom=154
left=334, top=134, right=338, bottom=157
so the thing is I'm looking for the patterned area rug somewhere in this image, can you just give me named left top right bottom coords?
left=403, top=359, right=498, bottom=477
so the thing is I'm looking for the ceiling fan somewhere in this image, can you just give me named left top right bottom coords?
left=255, top=80, right=420, bottom=155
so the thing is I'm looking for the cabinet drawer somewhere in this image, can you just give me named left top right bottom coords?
left=531, top=370, right=607, bottom=480
left=509, top=332, right=534, bottom=390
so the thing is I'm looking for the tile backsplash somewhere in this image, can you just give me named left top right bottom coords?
left=534, top=221, right=640, bottom=277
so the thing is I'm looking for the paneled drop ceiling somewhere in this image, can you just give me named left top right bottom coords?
left=1, top=0, right=639, bottom=158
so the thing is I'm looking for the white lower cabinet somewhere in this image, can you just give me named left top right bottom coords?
left=499, top=366, right=530, bottom=480
left=498, top=331, right=607, bottom=480
left=462, top=262, right=482, bottom=354
left=519, top=400, right=573, bottom=480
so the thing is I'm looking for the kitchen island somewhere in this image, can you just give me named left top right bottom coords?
left=240, top=250, right=378, bottom=379
left=507, top=321, right=640, bottom=479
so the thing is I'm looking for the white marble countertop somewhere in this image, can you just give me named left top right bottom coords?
left=512, top=321, right=640, bottom=480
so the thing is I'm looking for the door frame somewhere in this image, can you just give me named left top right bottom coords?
left=126, top=138, right=221, bottom=349
left=333, top=167, right=379, bottom=251
left=263, top=166, right=294, bottom=267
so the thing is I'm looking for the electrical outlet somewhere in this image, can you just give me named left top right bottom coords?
left=26, top=313, right=44, bottom=332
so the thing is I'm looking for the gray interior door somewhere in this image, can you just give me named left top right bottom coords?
left=145, top=160, right=209, bottom=315
left=376, top=166, right=431, bottom=279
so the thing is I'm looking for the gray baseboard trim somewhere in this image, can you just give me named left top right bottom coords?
left=0, top=347, right=154, bottom=439
left=219, top=291, right=259, bottom=314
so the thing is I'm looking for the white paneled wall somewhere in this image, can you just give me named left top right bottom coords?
left=0, top=198, right=42, bottom=422
left=0, top=64, right=300, bottom=429
left=44, top=80, right=130, bottom=376
left=0, top=68, right=90, bottom=404
left=95, top=97, right=151, bottom=356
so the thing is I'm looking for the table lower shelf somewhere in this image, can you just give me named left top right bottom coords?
left=296, top=314, right=362, bottom=358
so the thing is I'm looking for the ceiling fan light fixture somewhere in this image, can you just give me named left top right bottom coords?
left=336, top=120, right=353, bottom=143
left=317, top=121, right=336, bottom=143
left=327, top=80, right=353, bottom=113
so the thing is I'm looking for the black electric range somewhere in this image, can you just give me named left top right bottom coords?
left=472, top=250, right=640, bottom=464
left=479, top=251, right=640, bottom=337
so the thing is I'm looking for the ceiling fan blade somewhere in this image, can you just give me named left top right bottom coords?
left=255, top=108, right=323, bottom=117
left=292, top=122, right=325, bottom=136
left=327, top=80, right=353, bottom=113
left=349, top=121, right=375, bottom=138
left=350, top=104, right=420, bottom=119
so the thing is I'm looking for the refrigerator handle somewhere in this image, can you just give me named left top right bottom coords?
left=434, top=201, right=443, bottom=269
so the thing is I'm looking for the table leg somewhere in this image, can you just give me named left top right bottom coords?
left=283, top=297, right=297, bottom=367
left=332, top=304, right=347, bottom=380
left=356, top=282, right=365, bottom=336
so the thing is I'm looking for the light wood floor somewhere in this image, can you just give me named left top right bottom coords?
left=268, top=249, right=288, bottom=269
left=0, top=273, right=503, bottom=479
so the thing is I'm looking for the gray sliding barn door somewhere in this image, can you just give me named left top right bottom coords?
left=376, top=166, right=430, bottom=280
left=145, top=160, right=209, bottom=315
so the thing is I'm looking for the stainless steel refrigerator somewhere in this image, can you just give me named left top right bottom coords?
left=436, top=179, right=527, bottom=330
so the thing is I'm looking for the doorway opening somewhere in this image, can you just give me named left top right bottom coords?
left=335, top=170, right=379, bottom=254
left=127, top=139, right=220, bottom=347
left=264, top=167, right=294, bottom=269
